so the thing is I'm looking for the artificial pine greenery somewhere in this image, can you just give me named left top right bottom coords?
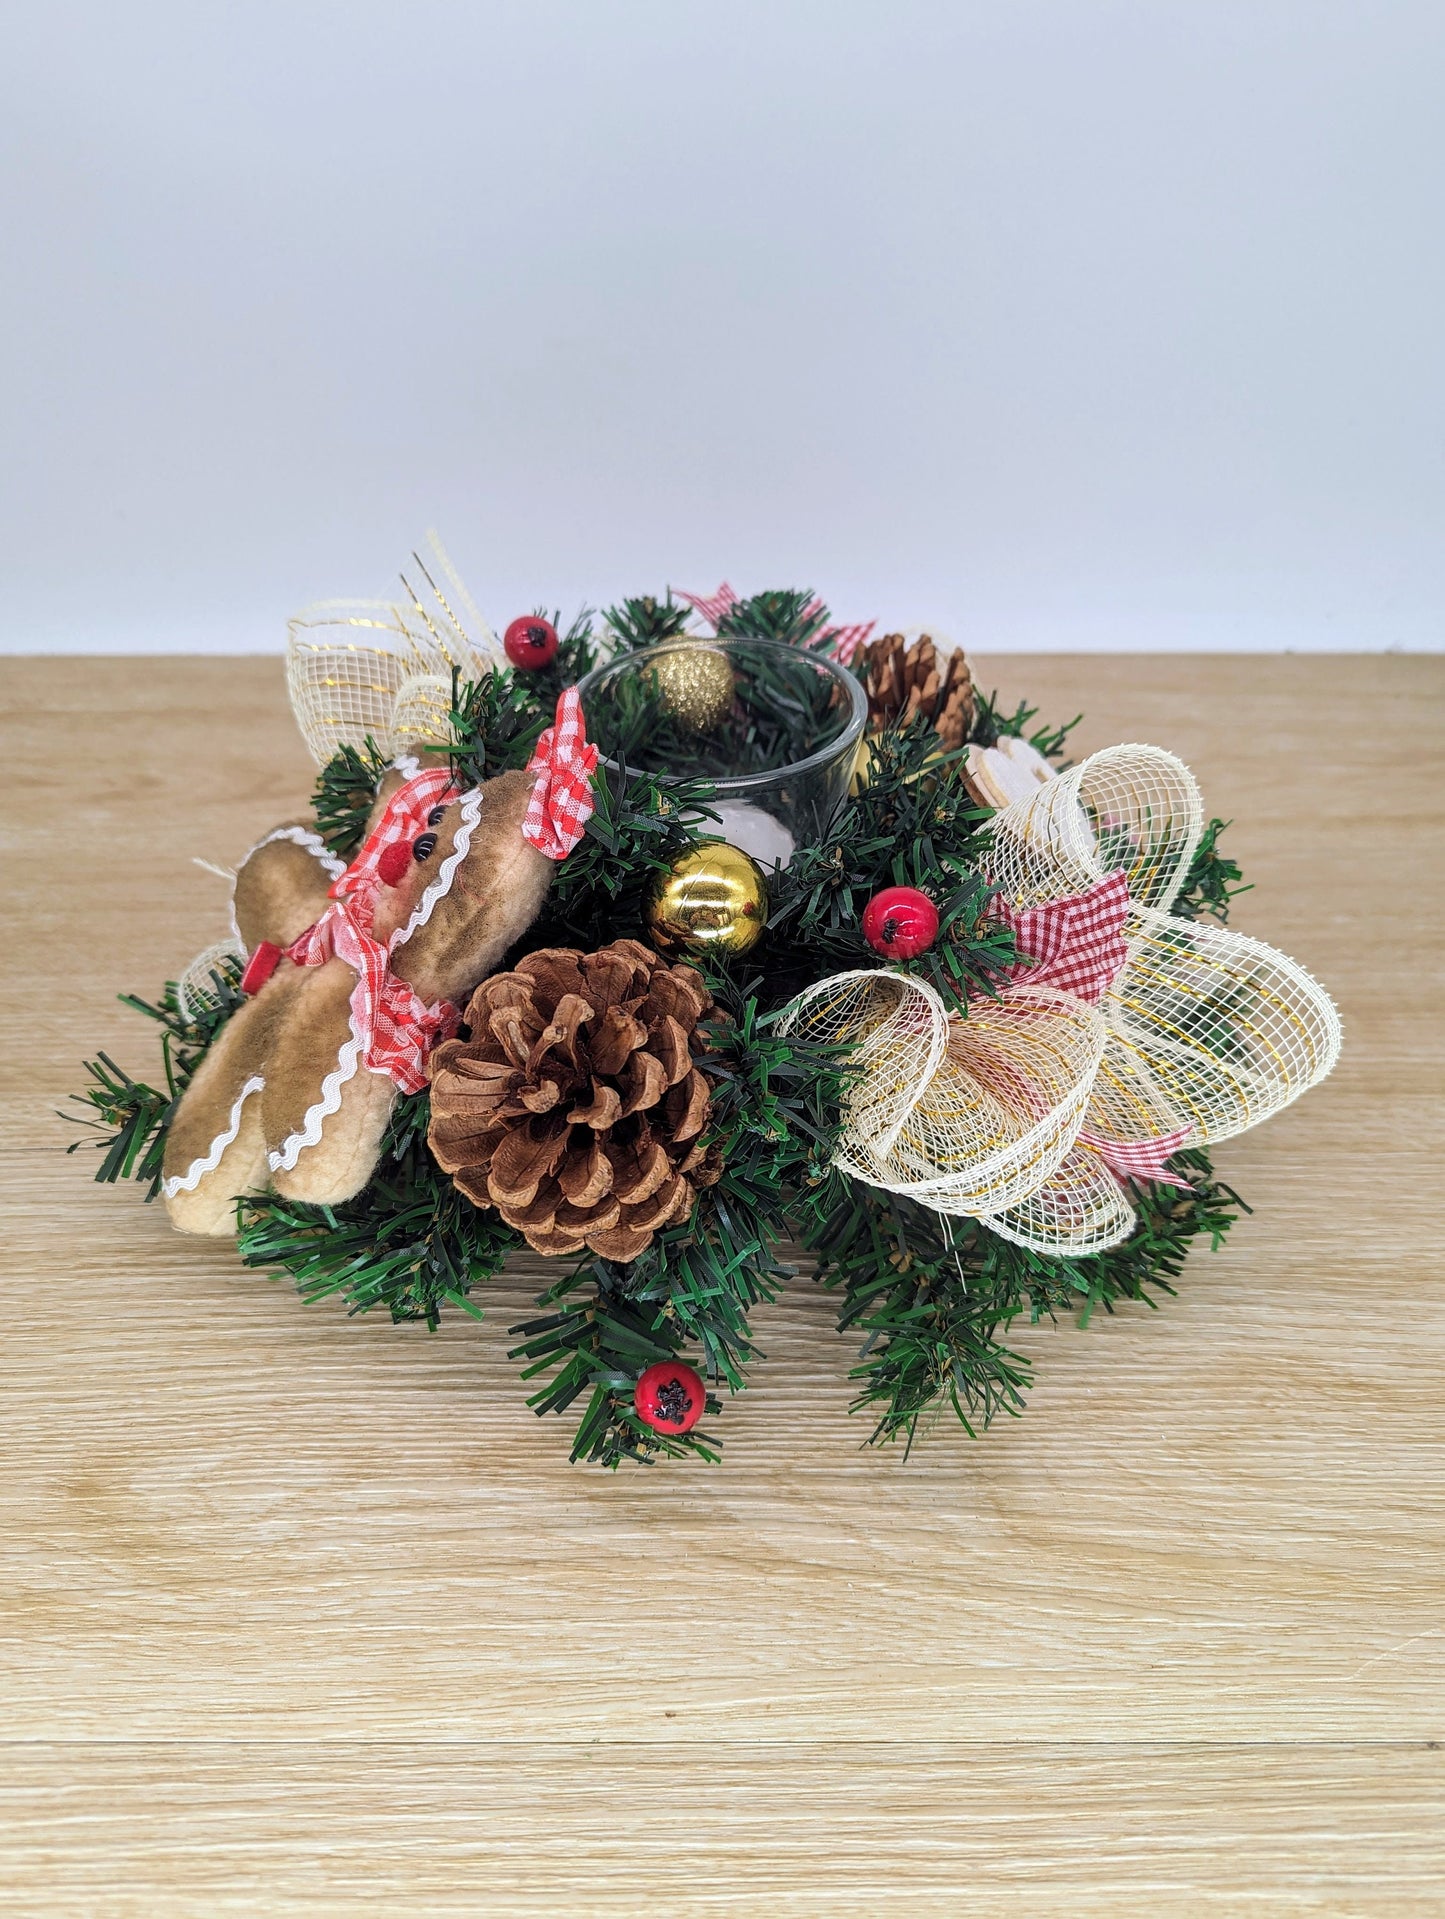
left=508, top=993, right=848, bottom=1466
left=717, top=586, right=831, bottom=649
left=798, top=1149, right=1245, bottom=1452
left=312, top=739, right=396, bottom=859
left=764, top=716, right=1018, bottom=1007
left=447, top=663, right=550, bottom=788
left=1172, top=816, right=1250, bottom=922
left=533, top=761, right=719, bottom=951
left=73, top=584, right=1258, bottom=1468
left=237, top=1092, right=520, bottom=1327
left=971, top=687, right=1081, bottom=761
left=69, top=957, right=247, bottom=1198
left=603, top=592, right=692, bottom=649
left=512, top=609, right=603, bottom=709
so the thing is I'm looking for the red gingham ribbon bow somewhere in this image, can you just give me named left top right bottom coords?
left=992, top=870, right=1132, bottom=1006
left=678, top=583, right=875, bottom=664
left=523, top=687, right=599, bottom=861
left=993, top=870, right=1191, bottom=1188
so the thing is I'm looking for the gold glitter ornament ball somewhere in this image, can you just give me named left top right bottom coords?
left=653, top=644, right=735, bottom=732
left=645, top=842, right=768, bottom=957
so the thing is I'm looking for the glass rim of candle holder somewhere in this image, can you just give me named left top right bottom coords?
left=575, top=635, right=868, bottom=798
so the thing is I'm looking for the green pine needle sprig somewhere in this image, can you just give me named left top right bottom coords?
left=533, top=761, right=720, bottom=951
left=68, top=958, right=247, bottom=1198
left=448, top=667, right=550, bottom=790
left=1171, top=817, right=1251, bottom=923
left=802, top=1148, right=1247, bottom=1451
left=312, top=739, right=396, bottom=860
left=971, top=689, right=1081, bottom=763
left=237, top=1093, right=521, bottom=1328
left=717, top=587, right=833, bottom=650
left=508, top=992, right=850, bottom=1468
left=765, top=717, right=1016, bottom=1009
left=603, top=593, right=693, bottom=650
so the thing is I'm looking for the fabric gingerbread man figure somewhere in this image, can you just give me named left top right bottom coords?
left=161, top=690, right=597, bottom=1235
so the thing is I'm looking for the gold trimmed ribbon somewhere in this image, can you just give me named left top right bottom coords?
left=285, top=534, right=503, bottom=766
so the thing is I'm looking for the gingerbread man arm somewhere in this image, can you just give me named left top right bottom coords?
left=232, top=825, right=340, bottom=952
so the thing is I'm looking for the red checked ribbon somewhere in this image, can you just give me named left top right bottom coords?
left=678, top=583, right=876, bottom=665
left=275, top=765, right=464, bottom=1095
left=992, top=870, right=1193, bottom=1189
left=523, top=687, right=598, bottom=860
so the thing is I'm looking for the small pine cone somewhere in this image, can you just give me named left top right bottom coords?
left=427, top=939, right=724, bottom=1264
left=861, top=632, right=975, bottom=749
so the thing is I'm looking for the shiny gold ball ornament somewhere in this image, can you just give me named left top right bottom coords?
left=645, top=841, right=768, bottom=956
left=652, top=643, right=735, bottom=733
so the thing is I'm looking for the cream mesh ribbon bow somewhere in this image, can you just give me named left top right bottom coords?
left=286, top=535, right=504, bottom=766
left=780, top=744, right=1342, bottom=1256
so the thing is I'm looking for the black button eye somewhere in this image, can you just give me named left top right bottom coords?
left=426, top=805, right=446, bottom=827
left=412, top=832, right=438, bottom=863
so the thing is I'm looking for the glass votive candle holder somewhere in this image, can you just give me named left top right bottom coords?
left=576, top=637, right=868, bottom=869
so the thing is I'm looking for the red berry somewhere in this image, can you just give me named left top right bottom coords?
left=503, top=614, right=560, bottom=669
left=634, top=1361, right=706, bottom=1435
left=862, top=884, right=939, bottom=960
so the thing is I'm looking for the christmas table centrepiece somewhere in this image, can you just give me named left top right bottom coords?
left=73, top=552, right=1342, bottom=1467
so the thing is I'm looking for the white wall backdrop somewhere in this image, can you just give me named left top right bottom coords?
left=2, top=1, right=1441, bottom=655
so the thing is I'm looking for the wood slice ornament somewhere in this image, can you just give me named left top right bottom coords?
left=960, top=734, right=1057, bottom=810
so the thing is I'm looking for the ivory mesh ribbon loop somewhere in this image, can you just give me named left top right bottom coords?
left=1104, top=903, right=1342, bottom=1145
left=176, top=939, right=247, bottom=1025
left=987, top=743, right=1204, bottom=913
left=784, top=742, right=1342, bottom=1256
left=286, top=535, right=502, bottom=766
left=777, top=974, right=1108, bottom=1218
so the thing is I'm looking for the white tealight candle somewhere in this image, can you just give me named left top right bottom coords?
left=710, top=801, right=796, bottom=872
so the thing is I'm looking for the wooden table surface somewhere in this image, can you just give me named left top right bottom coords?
left=1, top=654, right=1441, bottom=1915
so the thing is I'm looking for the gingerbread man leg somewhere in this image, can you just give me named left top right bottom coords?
left=161, top=969, right=306, bottom=1235
left=261, top=957, right=398, bottom=1207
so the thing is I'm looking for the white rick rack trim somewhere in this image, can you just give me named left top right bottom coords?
left=388, top=785, right=484, bottom=954
left=245, top=824, right=348, bottom=881
left=266, top=1004, right=374, bottom=1174
left=161, top=1076, right=266, bottom=1198
left=391, top=752, right=422, bottom=780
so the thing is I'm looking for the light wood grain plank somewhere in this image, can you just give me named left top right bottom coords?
left=0, top=1743, right=1440, bottom=1916
left=1, top=655, right=1441, bottom=1910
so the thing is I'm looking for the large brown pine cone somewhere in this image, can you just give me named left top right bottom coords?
left=427, top=939, right=722, bottom=1263
left=862, top=632, right=975, bottom=749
